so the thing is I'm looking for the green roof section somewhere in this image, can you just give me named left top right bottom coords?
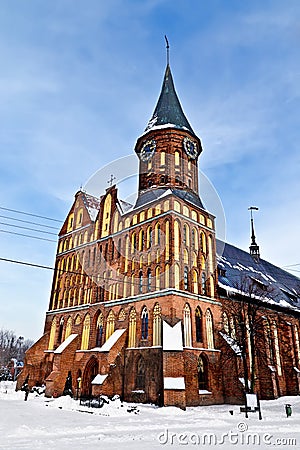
left=144, top=64, right=195, bottom=135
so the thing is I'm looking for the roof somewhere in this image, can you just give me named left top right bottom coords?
left=134, top=187, right=204, bottom=210
left=82, top=192, right=101, bottom=221
left=216, top=239, right=300, bottom=313
left=144, top=64, right=195, bottom=135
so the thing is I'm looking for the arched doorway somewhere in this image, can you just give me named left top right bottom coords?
left=82, top=357, right=98, bottom=396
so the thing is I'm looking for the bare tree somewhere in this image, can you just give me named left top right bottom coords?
left=219, top=276, right=278, bottom=394
left=0, top=328, right=33, bottom=367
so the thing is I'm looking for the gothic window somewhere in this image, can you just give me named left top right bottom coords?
left=160, top=175, right=166, bottom=184
left=165, top=220, right=170, bottom=260
left=117, top=238, right=121, bottom=258
left=184, top=266, right=189, bottom=290
left=58, top=317, right=64, bottom=344
left=183, top=303, right=192, bottom=347
left=222, top=312, right=230, bottom=335
left=165, top=264, right=170, bottom=288
left=139, top=230, right=145, bottom=251
left=195, top=306, right=203, bottom=342
left=147, top=227, right=152, bottom=248
left=175, top=151, right=180, bottom=167
left=141, top=307, right=148, bottom=340
left=124, top=235, right=129, bottom=272
left=147, top=269, right=151, bottom=292
left=208, top=235, right=213, bottom=272
left=174, top=221, right=180, bottom=260
left=131, top=233, right=136, bottom=253
left=155, top=223, right=161, bottom=245
left=153, top=303, right=162, bottom=346
left=128, top=308, right=137, bottom=348
left=294, top=325, right=300, bottom=365
left=191, top=228, right=196, bottom=249
left=155, top=266, right=160, bottom=290
left=96, top=313, right=104, bottom=347
left=206, top=309, right=214, bottom=349
left=65, top=317, right=72, bottom=340
left=160, top=151, right=165, bottom=166
left=200, top=232, right=206, bottom=254
left=105, top=310, right=115, bottom=341
left=136, top=357, right=145, bottom=390
left=184, top=249, right=189, bottom=264
left=264, top=319, right=274, bottom=364
left=131, top=274, right=135, bottom=296
left=81, top=314, right=90, bottom=350
left=48, top=317, right=57, bottom=350
left=175, top=264, right=180, bottom=290
left=139, top=271, right=143, bottom=294
left=272, top=321, right=282, bottom=376
left=201, top=273, right=207, bottom=295
left=192, top=269, right=198, bottom=294
left=183, top=224, right=189, bottom=246
left=192, top=252, right=197, bottom=267
left=198, top=355, right=208, bottom=391
left=209, top=275, right=214, bottom=297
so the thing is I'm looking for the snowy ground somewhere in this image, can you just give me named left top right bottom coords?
left=0, top=382, right=299, bottom=449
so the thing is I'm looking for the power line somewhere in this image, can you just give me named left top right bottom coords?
left=0, top=229, right=57, bottom=243
left=0, top=221, right=57, bottom=236
left=0, top=214, right=59, bottom=230
left=0, top=206, right=62, bottom=223
left=282, top=263, right=300, bottom=268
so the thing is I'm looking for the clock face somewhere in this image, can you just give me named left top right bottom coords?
left=183, top=137, right=198, bottom=159
left=140, top=139, right=156, bottom=162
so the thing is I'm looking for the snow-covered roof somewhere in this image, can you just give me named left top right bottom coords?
left=217, top=240, right=300, bottom=313
left=91, top=374, right=108, bottom=385
left=54, top=334, right=78, bottom=354
left=164, top=377, right=185, bottom=390
left=98, top=329, right=126, bottom=352
left=219, top=332, right=242, bottom=356
left=163, top=321, right=183, bottom=351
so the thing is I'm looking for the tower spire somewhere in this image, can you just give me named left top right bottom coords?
left=165, top=35, right=170, bottom=66
left=248, top=206, right=260, bottom=261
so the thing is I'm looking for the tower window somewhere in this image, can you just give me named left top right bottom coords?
left=139, top=272, right=143, bottom=294
left=184, top=266, right=189, bottom=290
left=141, top=307, right=149, bottom=340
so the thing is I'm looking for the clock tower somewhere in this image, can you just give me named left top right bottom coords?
left=134, top=64, right=204, bottom=209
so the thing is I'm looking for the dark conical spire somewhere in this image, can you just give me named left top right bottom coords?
left=144, top=64, right=195, bottom=135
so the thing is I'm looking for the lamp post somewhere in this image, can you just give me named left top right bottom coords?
left=76, top=376, right=81, bottom=400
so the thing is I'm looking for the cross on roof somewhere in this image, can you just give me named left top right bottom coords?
left=107, top=174, right=116, bottom=187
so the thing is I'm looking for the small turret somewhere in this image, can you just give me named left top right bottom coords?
left=248, top=206, right=260, bottom=262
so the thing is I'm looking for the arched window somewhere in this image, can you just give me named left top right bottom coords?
left=48, top=317, right=57, bottom=350
left=96, top=313, right=104, bottom=347
left=165, top=264, right=170, bottom=288
left=184, top=249, right=189, bottom=264
left=209, top=275, right=214, bottom=297
left=175, top=151, right=180, bottom=167
left=58, top=317, right=64, bottom=344
left=183, top=303, right=192, bottom=347
left=184, top=266, right=189, bottom=290
left=124, top=235, right=129, bottom=272
left=183, top=224, right=189, bottom=246
left=131, top=274, right=135, bottom=297
left=206, top=309, right=214, bottom=349
left=155, top=223, right=161, bottom=245
left=208, top=235, right=213, bottom=272
left=160, top=151, right=165, bottom=166
left=272, top=321, right=282, bottom=376
left=139, top=230, right=145, bottom=251
left=139, top=271, right=143, bottom=294
left=117, top=238, right=121, bottom=258
left=165, top=220, right=170, bottom=260
left=222, top=312, right=230, bottom=335
left=81, top=314, right=90, bottom=350
left=192, top=269, right=198, bottom=294
left=198, top=355, right=208, bottom=391
left=105, top=310, right=115, bottom=341
left=200, top=232, right=206, bottom=254
left=136, top=357, right=145, bottom=390
left=141, top=307, right=148, bottom=340
left=153, top=303, right=162, bottom=346
left=65, top=317, right=72, bottom=340
left=128, top=308, right=137, bottom=348
left=131, top=232, right=137, bottom=253
left=294, top=325, right=300, bottom=365
left=147, top=227, right=152, bottom=248
left=155, top=266, right=160, bottom=291
left=174, top=221, right=180, bottom=260
left=147, top=269, right=151, bottom=292
left=195, top=306, right=202, bottom=342
left=174, top=264, right=180, bottom=290
left=264, top=318, right=274, bottom=364
left=201, top=273, right=207, bottom=295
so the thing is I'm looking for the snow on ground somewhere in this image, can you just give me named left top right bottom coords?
left=0, top=382, right=299, bottom=449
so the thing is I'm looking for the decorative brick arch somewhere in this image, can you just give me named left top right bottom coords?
left=82, top=356, right=98, bottom=396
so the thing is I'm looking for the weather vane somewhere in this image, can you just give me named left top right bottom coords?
left=165, top=35, right=170, bottom=65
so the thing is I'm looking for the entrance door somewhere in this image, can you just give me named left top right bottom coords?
left=82, top=358, right=98, bottom=396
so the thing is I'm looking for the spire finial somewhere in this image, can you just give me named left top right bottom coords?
left=248, top=206, right=260, bottom=261
left=164, top=35, right=170, bottom=66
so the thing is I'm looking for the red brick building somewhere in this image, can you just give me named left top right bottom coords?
left=18, top=62, right=300, bottom=408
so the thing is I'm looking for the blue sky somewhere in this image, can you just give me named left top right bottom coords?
left=0, top=0, right=299, bottom=340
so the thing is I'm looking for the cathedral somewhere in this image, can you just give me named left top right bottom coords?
left=18, top=59, right=300, bottom=409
